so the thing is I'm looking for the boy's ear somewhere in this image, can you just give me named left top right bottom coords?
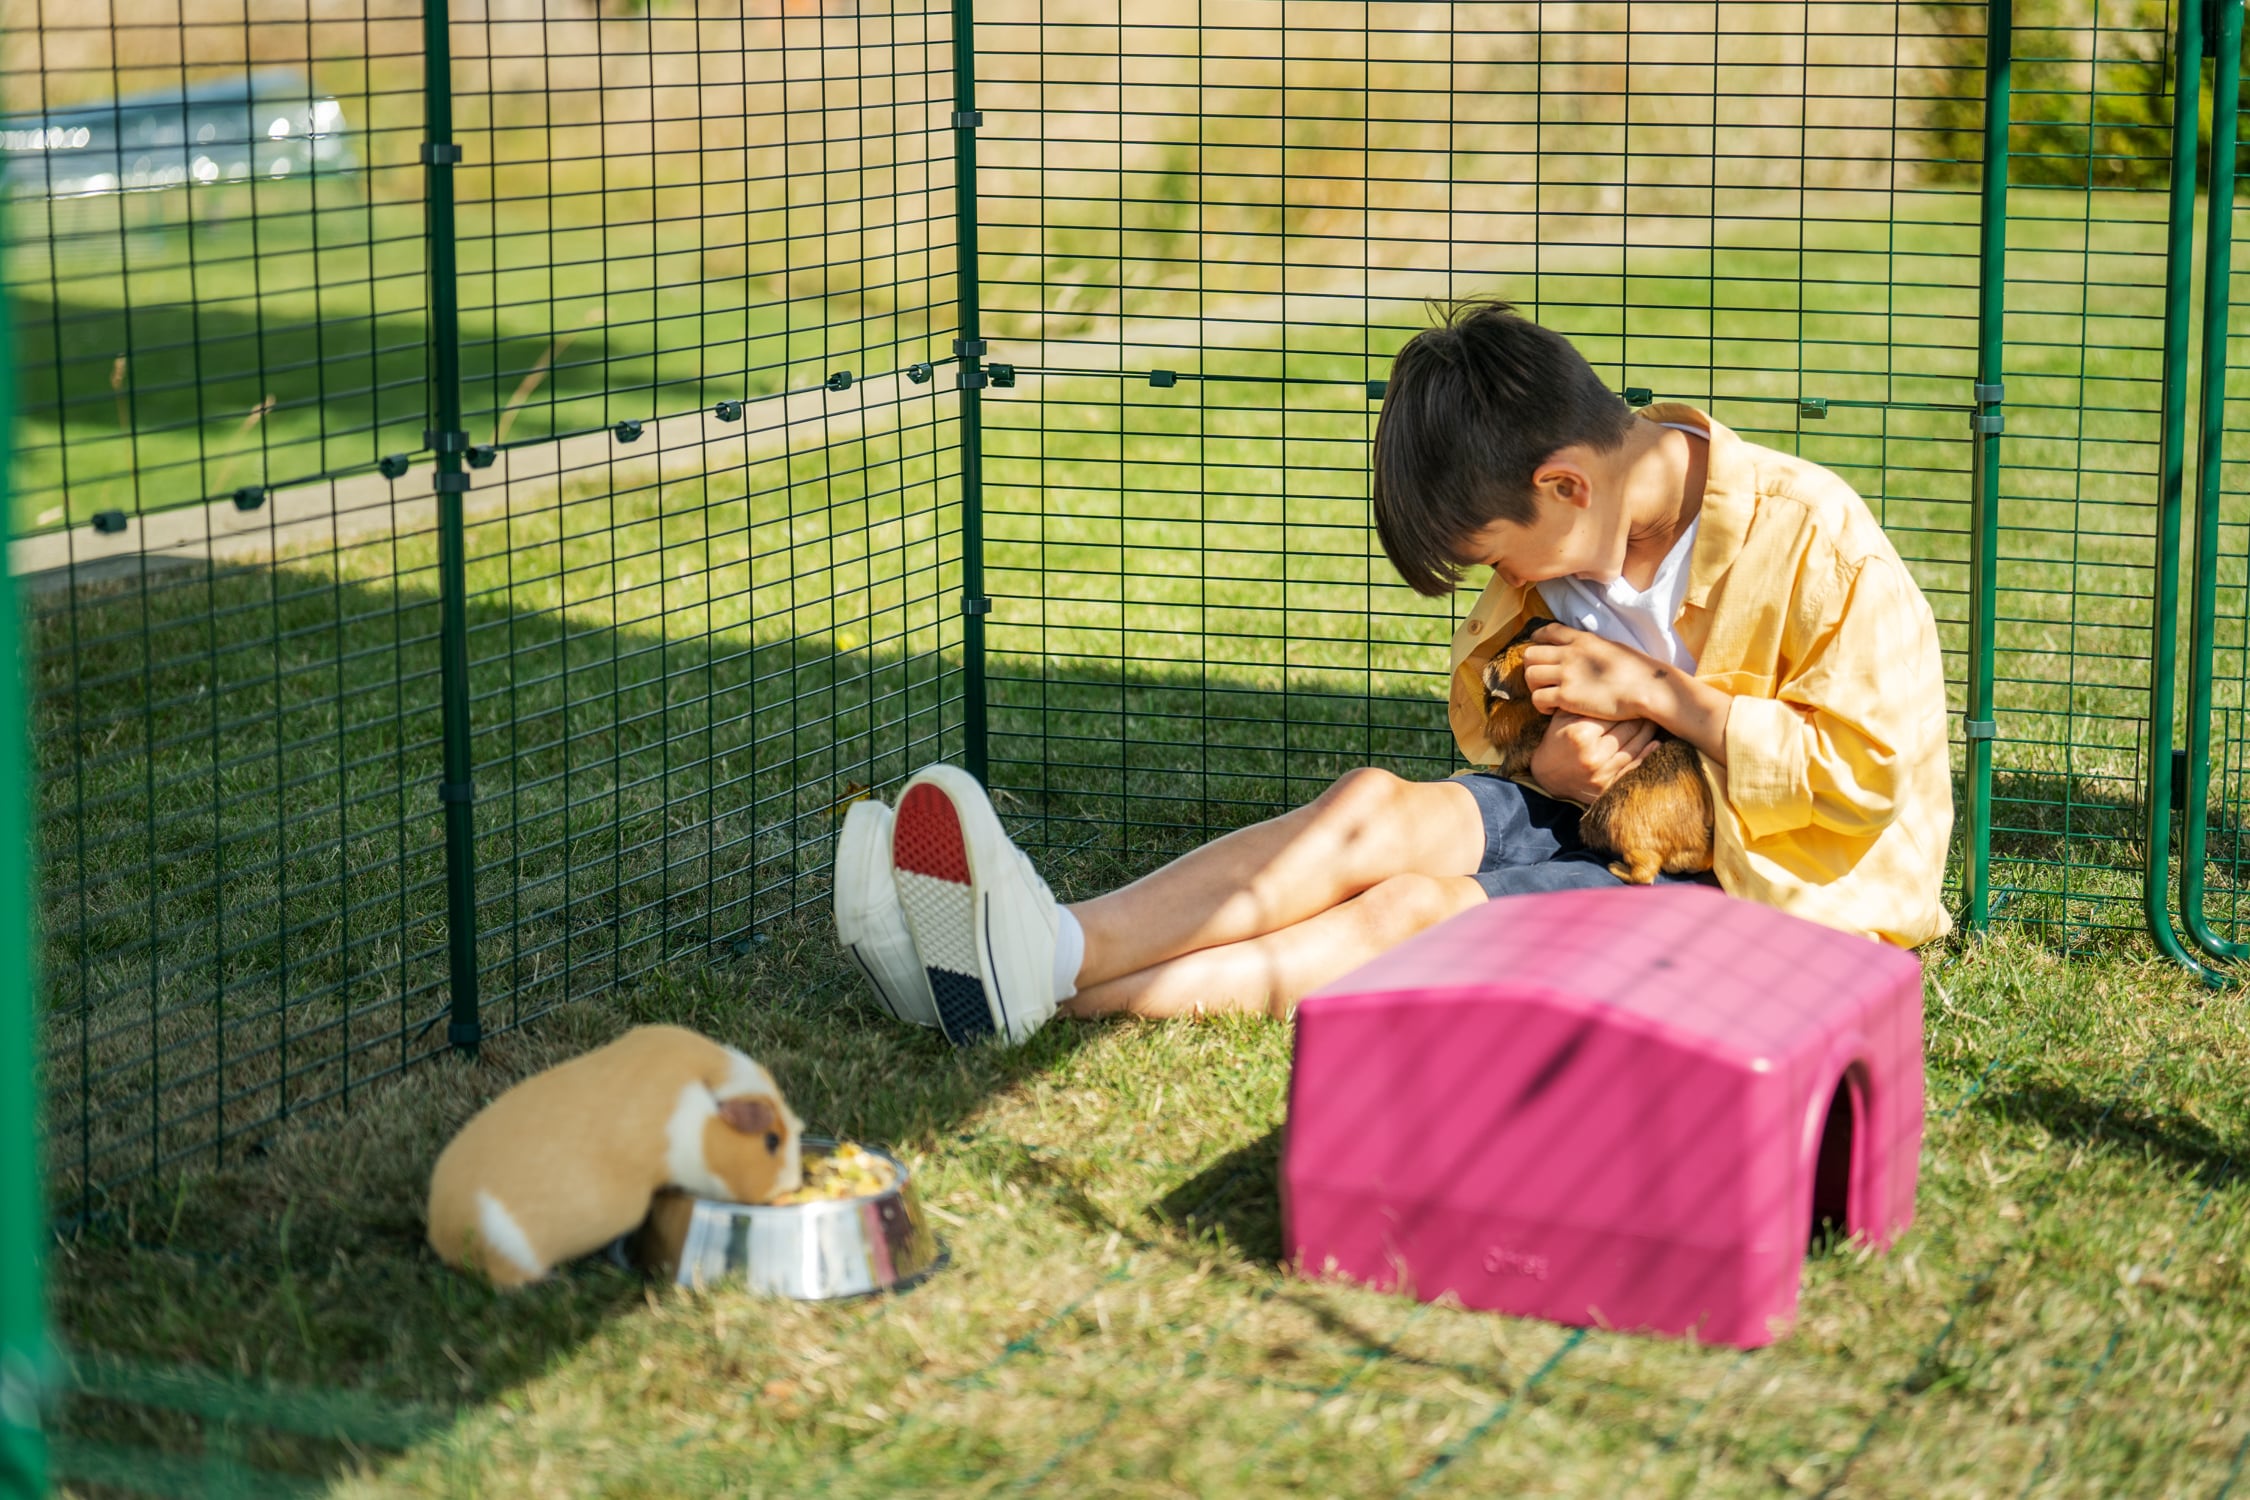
left=717, top=1096, right=779, bottom=1136
left=1531, top=449, right=1596, bottom=510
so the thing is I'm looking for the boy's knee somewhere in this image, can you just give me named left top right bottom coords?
left=1312, top=767, right=1408, bottom=830
left=1357, top=872, right=1472, bottom=938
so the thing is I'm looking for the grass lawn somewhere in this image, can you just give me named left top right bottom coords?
left=5, top=180, right=952, bottom=534
left=34, top=349, right=2250, bottom=1492
left=26, top=163, right=2250, bottom=1493
left=43, top=907, right=2250, bottom=1496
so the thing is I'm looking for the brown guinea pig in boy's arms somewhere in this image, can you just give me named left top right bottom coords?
left=1480, top=618, right=1717, bottom=885
left=426, top=1023, right=805, bottom=1289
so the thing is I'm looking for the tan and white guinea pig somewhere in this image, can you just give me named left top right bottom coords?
left=426, top=1023, right=806, bottom=1289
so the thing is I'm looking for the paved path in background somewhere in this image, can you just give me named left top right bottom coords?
left=6, top=289, right=1394, bottom=598
left=5, top=366, right=928, bottom=597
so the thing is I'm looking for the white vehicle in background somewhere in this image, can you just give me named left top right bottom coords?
left=1, top=68, right=352, bottom=199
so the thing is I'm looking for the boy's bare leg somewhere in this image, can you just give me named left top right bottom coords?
left=1070, top=769, right=1486, bottom=990
left=1065, top=872, right=1487, bottom=1019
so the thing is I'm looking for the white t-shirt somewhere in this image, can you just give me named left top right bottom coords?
left=1533, top=423, right=1704, bottom=673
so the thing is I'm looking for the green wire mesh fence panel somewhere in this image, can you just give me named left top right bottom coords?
left=11, top=1, right=449, bottom=1220
left=446, top=1, right=966, bottom=1032
left=1983, top=0, right=2179, bottom=943
left=17, top=0, right=969, bottom=1210
left=0, top=191, right=45, bottom=1500
left=976, top=0, right=1989, bottom=879
left=978, top=1, right=1440, bottom=863
left=2184, top=0, right=2250, bottom=954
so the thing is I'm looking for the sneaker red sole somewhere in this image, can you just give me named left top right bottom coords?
left=892, top=781, right=999, bottom=1044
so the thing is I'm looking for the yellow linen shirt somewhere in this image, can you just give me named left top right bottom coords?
left=1446, top=405, right=1954, bottom=947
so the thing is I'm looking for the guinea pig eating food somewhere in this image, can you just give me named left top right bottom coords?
left=426, top=1023, right=805, bottom=1289
left=1480, top=618, right=1716, bottom=885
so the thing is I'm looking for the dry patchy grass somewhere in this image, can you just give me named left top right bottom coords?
left=43, top=895, right=2250, bottom=1497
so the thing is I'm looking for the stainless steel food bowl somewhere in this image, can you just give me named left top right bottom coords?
left=610, top=1137, right=940, bottom=1300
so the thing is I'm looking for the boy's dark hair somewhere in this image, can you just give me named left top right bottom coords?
left=1371, top=300, right=1638, bottom=596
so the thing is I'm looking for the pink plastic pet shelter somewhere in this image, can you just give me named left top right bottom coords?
left=1280, top=884, right=1923, bottom=1348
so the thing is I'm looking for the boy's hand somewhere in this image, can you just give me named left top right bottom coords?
left=1521, top=622, right=1736, bottom=765
left=1520, top=623, right=1670, bottom=722
left=1530, top=711, right=1659, bottom=805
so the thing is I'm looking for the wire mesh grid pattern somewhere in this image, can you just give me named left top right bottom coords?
left=5, top=0, right=2241, bottom=1255
left=12, top=0, right=450, bottom=1219
left=975, top=0, right=1999, bottom=872
left=11, top=0, right=2250, bottom=1490
left=444, top=0, right=965, bottom=1032
left=14, top=0, right=968, bottom=1220
left=1985, top=0, right=2180, bottom=942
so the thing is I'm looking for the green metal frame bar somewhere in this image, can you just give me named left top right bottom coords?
left=425, top=0, right=483, bottom=1048
left=2146, top=0, right=2230, bottom=986
left=953, top=0, right=989, bottom=784
left=2183, top=0, right=2248, bottom=962
left=0, top=206, right=48, bottom=1500
left=1966, top=0, right=2012, bottom=931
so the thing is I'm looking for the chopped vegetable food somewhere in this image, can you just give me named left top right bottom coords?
left=769, top=1142, right=895, bottom=1204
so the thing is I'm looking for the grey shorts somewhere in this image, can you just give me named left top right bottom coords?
left=1450, top=770, right=1720, bottom=900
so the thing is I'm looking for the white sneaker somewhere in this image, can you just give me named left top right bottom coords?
left=833, top=798, right=938, bottom=1028
left=889, top=764, right=1060, bottom=1047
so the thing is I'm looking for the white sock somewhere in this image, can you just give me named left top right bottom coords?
left=1052, top=908, right=1085, bottom=1001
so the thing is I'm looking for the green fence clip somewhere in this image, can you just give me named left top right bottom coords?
left=1797, top=398, right=1828, bottom=419
left=1366, top=379, right=1386, bottom=399
left=1624, top=386, right=1654, bottom=407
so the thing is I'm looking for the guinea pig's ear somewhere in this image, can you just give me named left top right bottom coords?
left=716, top=1095, right=779, bottom=1139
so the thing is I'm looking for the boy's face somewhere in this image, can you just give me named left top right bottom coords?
left=1451, top=447, right=1626, bottom=592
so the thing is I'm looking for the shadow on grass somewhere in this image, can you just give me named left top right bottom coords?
left=1978, top=1080, right=2245, bottom=1188
left=36, top=501, right=2213, bottom=1490
left=48, top=904, right=1104, bottom=1494
left=1153, top=1127, right=1286, bottom=1265
left=36, top=521, right=1462, bottom=1489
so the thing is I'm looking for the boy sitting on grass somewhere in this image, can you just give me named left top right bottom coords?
left=833, top=300, right=1954, bottom=1046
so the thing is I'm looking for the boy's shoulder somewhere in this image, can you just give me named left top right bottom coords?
left=1726, top=432, right=1900, bottom=573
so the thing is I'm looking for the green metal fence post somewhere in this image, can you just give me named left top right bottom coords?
left=0, top=229, right=49, bottom=1500
left=1965, top=0, right=2011, bottom=930
left=951, top=0, right=989, bottom=785
left=2146, top=0, right=2229, bottom=985
left=2182, top=0, right=2247, bottom=963
left=424, top=0, right=483, bottom=1046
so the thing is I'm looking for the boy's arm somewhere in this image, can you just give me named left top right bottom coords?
left=1709, top=559, right=1930, bottom=840
left=1522, top=557, right=1932, bottom=840
left=1635, top=666, right=1733, bottom=764
left=1520, top=628, right=1731, bottom=761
